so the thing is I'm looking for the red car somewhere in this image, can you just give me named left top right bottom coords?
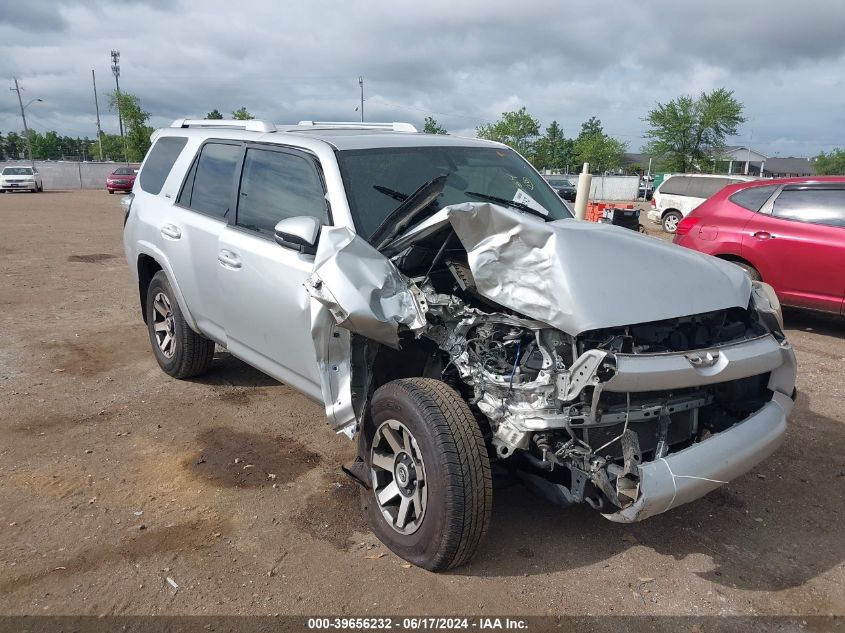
left=674, top=177, right=845, bottom=315
left=106, top=166, right=137, bottom=194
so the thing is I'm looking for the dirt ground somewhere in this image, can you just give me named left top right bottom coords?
left=0, top=190, right=843, bottom=617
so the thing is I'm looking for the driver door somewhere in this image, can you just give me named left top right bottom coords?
left=217, top=144, right=330, bottom=399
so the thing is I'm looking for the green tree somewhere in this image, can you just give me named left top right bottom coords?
left=813, top=148, right=845, bottom=175
left=232, top=107, right=254, bottom=120
left=4, top=132, right=23, bottom=159
left=476, top=107, right=541, bottom=164
left=534, top=120, right=574, bottom=171
left=644, top=88, right=745, bottom=173
left=206, top=109, right=224, bottom=120
left=422, top=116, right=447, bottom=134
left=108, top=90, right=153, bottom=162
left=573, top=117, right=627, bottom=173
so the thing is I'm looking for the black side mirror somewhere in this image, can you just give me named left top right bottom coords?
left=273, top=216, right=321, bottom=255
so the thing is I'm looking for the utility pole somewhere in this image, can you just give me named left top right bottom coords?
left=358, top=76, right=364, bottom=122
left=11, top=78, right=35, bottom=166
left=92, top=69, right=104, bottom=161
left=111, top=50, right=123, bottom=137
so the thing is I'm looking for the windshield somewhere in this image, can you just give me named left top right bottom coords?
left=3, top=167, right=33, bottom=176
left=337, top=146, right=573, bottom=240
left=113, top=167, right=134, bottom=175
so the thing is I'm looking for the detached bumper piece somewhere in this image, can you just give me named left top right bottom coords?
left=603, top=390, right=792, bottom=522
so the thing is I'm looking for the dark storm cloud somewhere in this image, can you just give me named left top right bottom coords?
left=1, top=0, right=843, bottom=156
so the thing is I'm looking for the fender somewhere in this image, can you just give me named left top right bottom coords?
left=135, top=239, right=200, bottom=333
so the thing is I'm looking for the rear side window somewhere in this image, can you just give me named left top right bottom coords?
left=139, top=136, right=187, bottom=195
left=659, top=176, right=689, bottom=196
left=178, top=142, right=242, bottom=219
left=236, top=147, right=328, bottom=235
left=730, top=185, right=778, bottom=211
left=771, top=188, right=845, bottom=228
left=686, top=177, right=731, bottom=199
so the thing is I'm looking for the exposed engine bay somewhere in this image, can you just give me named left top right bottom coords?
left=306, top=202, right=796, bottom=521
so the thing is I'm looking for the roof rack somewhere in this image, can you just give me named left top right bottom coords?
left=170, top=119, right=276, bottom=133
left=296, top=121, right=418, bottom=133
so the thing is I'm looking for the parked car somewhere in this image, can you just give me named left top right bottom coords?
left=648, top=174, right=755, bottom=233
left=106, top=166, right=137, bottom=194
left=674, top=177, right=845, bottom=315
left=545, top=176, right=577, bottom=201
left=124, top=118, right=796, bottom=571
left=0, top=166, right=43, bottom=193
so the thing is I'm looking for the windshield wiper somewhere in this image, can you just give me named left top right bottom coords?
left=369, top=175, right=448, bottom=251
left=464, top=191, right=549, bottom=220
left=373, top=184, right=408, bottom=202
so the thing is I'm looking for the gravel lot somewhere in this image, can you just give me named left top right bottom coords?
left=0, top=190, right=843, bottom=617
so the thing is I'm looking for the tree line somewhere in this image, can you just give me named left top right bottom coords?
left=4, top=87, right=843, bottom=175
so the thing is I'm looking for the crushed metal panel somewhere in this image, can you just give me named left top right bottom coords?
left=441, top=202, right=752, bottom=335
left=306, top=225, right=428, bottom=434
left=306, top=225, right=427, bottom=349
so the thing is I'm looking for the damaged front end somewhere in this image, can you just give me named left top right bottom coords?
left=306, top=203, right=797, bottom=522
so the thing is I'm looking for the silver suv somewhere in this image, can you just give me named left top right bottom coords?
left=124, top=119, right=796, bottom=571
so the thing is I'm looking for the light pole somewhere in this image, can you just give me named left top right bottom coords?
left=111, top=50, right=123, bottom=137
left=10, top=78, right=42, bottom=167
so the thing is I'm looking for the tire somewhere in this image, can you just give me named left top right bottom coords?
left=37, top=183, right=43, bottom=192
left=361, top=378, right=492, bottom=571
left=146, top=270, right=214, bottom=378
left=732, top=261, right=762, bottom=282
left=108, top=189, right=114, bottom=194
left=662, top=210, right=682, bottom=234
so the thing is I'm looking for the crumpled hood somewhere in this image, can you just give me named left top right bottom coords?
left=397, top=202, right=752, bottom=334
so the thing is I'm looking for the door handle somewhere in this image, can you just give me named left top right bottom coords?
left=217, top=250, right=242, bottom=269
left=752, top=231, right=775, bottom=240
left=160, top=224, right=181, bottom=240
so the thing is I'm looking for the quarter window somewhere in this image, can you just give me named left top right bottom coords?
left=771, top=188, right=845, bottom=228
left=659, top=176, right=690, bottom=196
left=729, top=185, right=778, bottom=211
left=236, top=148, right=327, bottom=235
left=139, top=136, right=187, bottom=195
left=178, top=142, right=242, bottom=219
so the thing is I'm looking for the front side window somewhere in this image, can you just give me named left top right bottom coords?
left=236, top=148, right=327, bottom=235
left=337, top=146, right=572, bottom=240
left=139, top=136, right=187, bottom=194
left=179, top=142, right=242, bottom=219
left=730, top=184, right=778, bottom=211
left=771, top=187, right=845, bottom=228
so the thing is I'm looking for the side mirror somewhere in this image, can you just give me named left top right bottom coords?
left=274, top=216, right=321, bottom=254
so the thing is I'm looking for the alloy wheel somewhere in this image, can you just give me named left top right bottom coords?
left=152, top=292, right=176, bottom=358
left=370, top=419, right=428, bottom=535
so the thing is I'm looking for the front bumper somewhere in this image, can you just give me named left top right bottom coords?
left=603, top=390, right=792, bottom=522
left=107, top=182, right=133, bottom=191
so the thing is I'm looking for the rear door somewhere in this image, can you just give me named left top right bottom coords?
left=742, top=184, right=845, bottom=313
left=169, top=140, right=243, bottom=343
left=217, top=144, right=330, bottom=399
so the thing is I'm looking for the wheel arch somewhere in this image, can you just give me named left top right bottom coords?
left=135, top=247, right=199, bottom=331
left=661, top=207, right=682, bottom=219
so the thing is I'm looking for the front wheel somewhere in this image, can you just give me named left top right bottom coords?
left=662, top=211, right=682, bottom=234
left=361, top=378, right=492, bottom=571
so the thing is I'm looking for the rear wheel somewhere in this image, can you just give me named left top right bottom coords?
left=361, top=378, right=492, bottom=571
left=146, top=271, right=215, bottom=378
left=662, top=211, right=682, bottom=233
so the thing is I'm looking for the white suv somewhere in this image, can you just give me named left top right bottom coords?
left=124, top=119, right=795, bottom=570
left=648, top=174, right=755, bottom=233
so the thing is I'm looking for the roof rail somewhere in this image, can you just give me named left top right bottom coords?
left=170, top=119, right=276, bottom=133
left=296, top=121, right=418, bottom=133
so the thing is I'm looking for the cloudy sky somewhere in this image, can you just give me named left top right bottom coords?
left=2, top=0, right=844, bottom=158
